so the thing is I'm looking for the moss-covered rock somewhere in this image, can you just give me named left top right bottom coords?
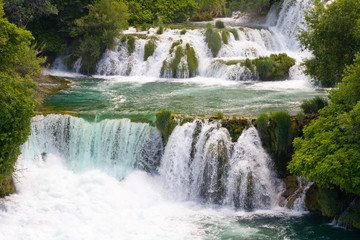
left=205, top=24, right=222, bottom=57
left=253, top=54, right=296, bottom=81
left=0, top=176, right=15, bottom=198
left=229, top=28, right=239, bottom=40
left=144, top=40, right=156, bottom=61
left=127, top=36, right=136, bottom=55
left=155, top=109, right=177, bottom=144
left=339, top=197, right=360, bottom=229
left=185, top=44, right=198, bottom=77
left=221, top=30, right=229, bottom=44
left=305, top=184, right=354, bottom=217
left=221, top=118, right=249, bottom=142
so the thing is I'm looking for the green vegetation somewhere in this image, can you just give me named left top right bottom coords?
left=253, top=54, right=296, bottom=80
left=205, top=24, right=222, bottom=57
left=0, top=1, right=42, bottom=196
left=189, top=12, right=213, bottom=21
left=170, top=40, right=183, bottom=54
left=71, top=0, right=129, bottom=73
left=215, top=20, right=225, bottom=29
left=217, top=54, right=295, bottom=80
left=155, top=109, right=178, bottom=144
left=127, top=36, right=136, bottom=55
left=144, top=40, right=156, bottom=61
left=229, top=28, right=239, bottom=40
left=298, top=0, right=360, bottom=87
left=228, top=0, right=273, bottom=13
left=180, top=29, right=187, bottom=35
left=300, top=96, right=329, bottom=114
left=216, top=111, right=224, bottom=119
left=255, top=112, right=296, bottom=177
left=170, top=46, right=184, bottom=77
left=221, top=30, right=229, bottom=44
left=289, top=55, right=360, bottom=196
left=186, top=44, right=199, bottom=77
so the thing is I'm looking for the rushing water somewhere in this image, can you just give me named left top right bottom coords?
left=2, top=0, right=359, bottom=239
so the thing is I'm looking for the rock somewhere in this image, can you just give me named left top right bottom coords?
left=338, top=197, right=360, bottom=230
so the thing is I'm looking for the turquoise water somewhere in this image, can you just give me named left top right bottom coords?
left=41, top=76, right=327, bottom=121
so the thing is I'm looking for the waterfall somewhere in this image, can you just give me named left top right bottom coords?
left=159, top=120, right=283, bottom=209
left=22, top=115, right=163, bottom=179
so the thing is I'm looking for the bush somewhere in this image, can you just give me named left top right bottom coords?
left=186, top=44, right=198, bottom=77
left=169, top=46, right=183, bottom=77
left=189, top=12, right=213, bottom=22
left=253, top=54, right=296, bottom=80
left=217, top=111, right=224, bottom=119
left=205, top=24, right=222, bottom=57
left=271, top=111, right=292, bottom=153
left=180, top=29, right=187, bottom=35
left=156, top=17, right=164, bottom=34
left=229, top=28, right=239, bottom=40
left=221, top=30, right=229, bottom=44
left=127, top=36, right=136, bottom=55
left=300, top=96, right=329, bottom=114
left=144, top=40, right=156, bottom=61
left=215, top=20, right=225, bottom=29
left=155, top=109, right=177, bottom=144
left=169, top=40, right=183, bottom=54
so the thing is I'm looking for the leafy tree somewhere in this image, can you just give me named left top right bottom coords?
left=0, top=1, right=40, bottom=193
left=289, top=55, right=360, bottom=195
left=3, top=0, right=58, bottom=27
left=298, top=0, right=360, bottom=87
left=71, top=0, right=129, bottom=73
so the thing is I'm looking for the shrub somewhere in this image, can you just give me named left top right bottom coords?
left=221, top=30, right=229, bottom=44
left=253, top=54, right=296, bottom=80
left=229, top=28, right=239, bottom=40
left=215, top=20, right=225, bottom=29
left=169, top=39, right=183, bottom=54
left=169, top=46, right=183, bottom=77
left=300, top=96, right=329, bottom=114
left=271, top=111, right=292, bottom=153
left=256, top=113, right=268, bottom=137
left=186, top=44, right=198, bottom=77
left=180, top=29, right=187, bottom=35
left=189, top=12, right=213, bottom=22
left=155, top=109, right=177, bottom=144
left=217, top=111, right=224, bottom=119
left=127, top=36, right=136, bottom=55
left=205, top=24, right=222, bottom=57
left=156, top=17, right=164, bottom=35
left=144, top=40, right=156, bottom=61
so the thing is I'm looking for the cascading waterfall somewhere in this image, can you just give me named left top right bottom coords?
left=21, top=115, right=163, bottom=179
left=159, top=120, right=283, bottom=209
left=52, top=0, right=315, bottom=81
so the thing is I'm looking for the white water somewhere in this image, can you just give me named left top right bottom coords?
left=21, top=115, right=163, bottom=179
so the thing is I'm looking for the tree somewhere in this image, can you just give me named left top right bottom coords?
left=72, top=0, right=129, bottom=73
left=0, top=1, right=40, bottom=194
left=298, top=0, right=360, bottom=87
left=3, top=0, right=58, bottom=27
left=288, top=55, right=360, bottom=195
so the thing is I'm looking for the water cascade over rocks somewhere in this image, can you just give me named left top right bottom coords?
left=22, top=115, right=283, bottom=210
left=55, top=0, right=314, bottom=81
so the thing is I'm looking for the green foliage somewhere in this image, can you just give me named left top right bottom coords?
left=170, top=40, right=183, bottom=54
left=0, top=4, right=40, bottom=191
left=198, top=0, right=226, bottom=17
left=256, top=113, right=268, bottom=138
left=229, top=28, right=239, bottom=40
left=253, top=53, right=295, bottom=80
left=271, top=111, right=292, bottom=153
left=298, top=0, right=360, bottom=87
left=186, top=44, right=198, bottom=77
left=217, top=111, right=224, bottom=118
left=289, top=56, right=360, bottom=195
left=3, top=0, right=58, bottom=27
left=169, top=46, right=184, bottom=77
left=144, top=40, right=156, bottom=61
left=156, top=17, right=164, bottom=35
left=180, top=29, right=187, bottom=35
left=221, top=30, right=229, bottom=44
left=127, top=0, right=198, bottom=25
left=155, top=109, right=178, bottom=144
left=189, top=12, right=213, bottom=21
left=300, top=96, right=329, bottom=114
left=215, top=20, right=225, bottom=29
left=72, top=0, right=129, bottom=73
left=205, top=24, right=222, bottom=57
left=127, top=36, right=136, bottom=55
left=228, top=0, right=271, bottom=13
